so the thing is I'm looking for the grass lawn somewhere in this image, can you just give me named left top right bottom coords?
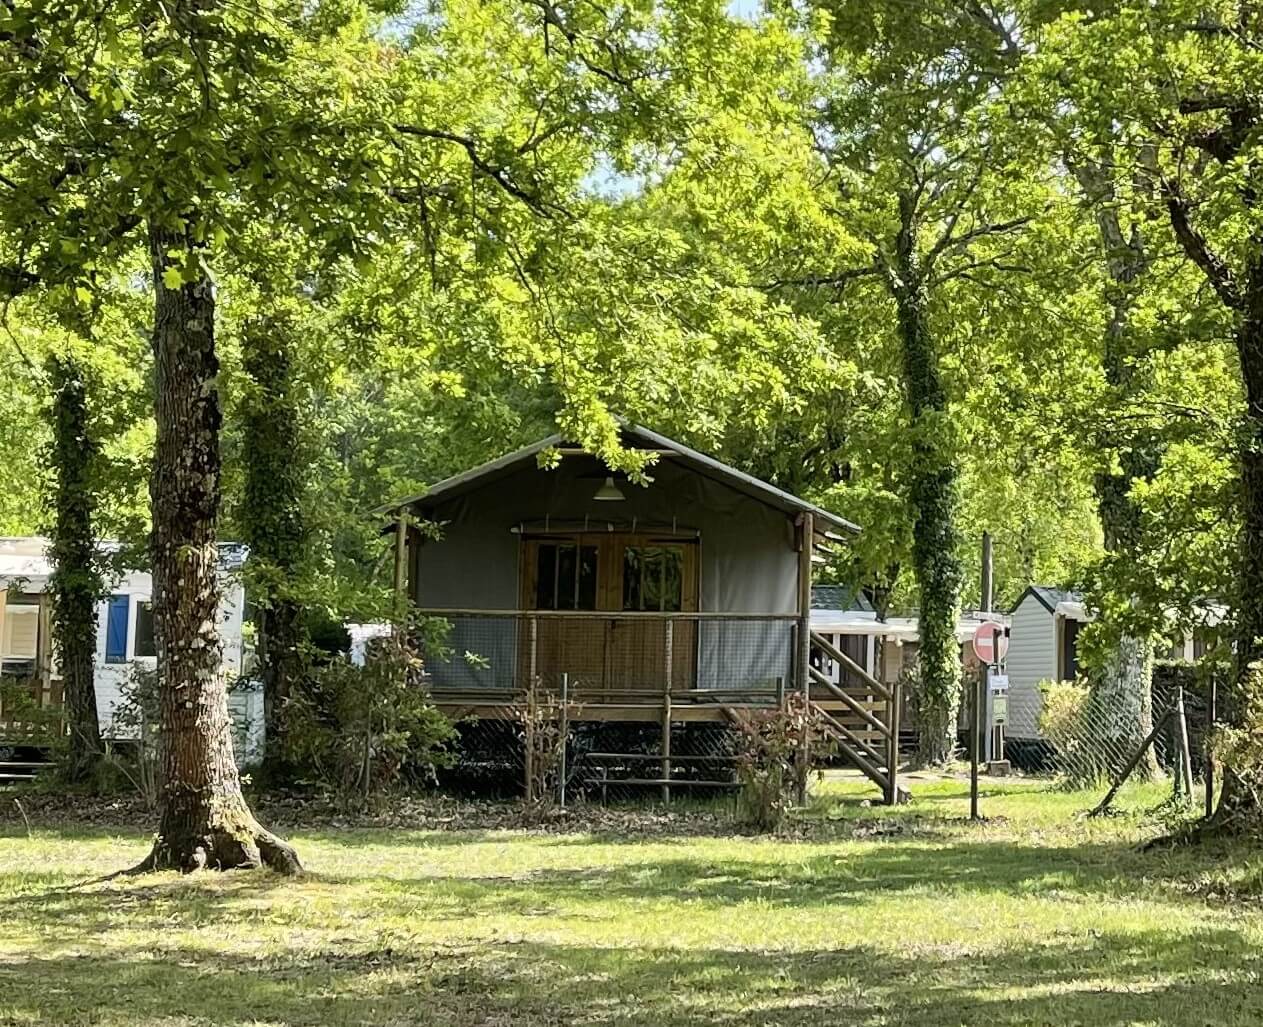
left=2, top=776, right=1262, bottom=1026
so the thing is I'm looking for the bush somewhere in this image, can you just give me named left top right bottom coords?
left=517, top=683, right=582, bottom=815
left=1038, top=679, right=1111, bottom=788
left=279, top=629, right=455, bottom=805
left=734, top=693, right=835, bottom=831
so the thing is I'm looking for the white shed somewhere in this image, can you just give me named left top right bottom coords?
left=1005, top=586, right=1090, bottom=741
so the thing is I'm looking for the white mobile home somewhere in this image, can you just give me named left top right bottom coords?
left=809, top=585, right=1011, bottom=741
left=1005, top=586, right=1090, bottom=741
left=0, top=537, right=261, bottom=760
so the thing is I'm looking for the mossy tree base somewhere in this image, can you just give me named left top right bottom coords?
left=135, top=798, right=302, bottom=874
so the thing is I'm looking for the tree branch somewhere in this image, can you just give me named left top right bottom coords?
left=759, top=264, right=882, bottom=292
left=1162, top=176, right=1242, bottom=310
left=392, top=124, right=568, bottom=218
left=924, top=210, right=1036, bottom=274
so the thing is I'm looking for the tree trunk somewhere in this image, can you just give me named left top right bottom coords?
left=241, top=314, right=309, bottom=762
left=1208, top=247, right=1263, bottom=831
left=891, top=190, right=963, bottom=766
left=46, top=355, right=102, bottom=783
left=138, top=221, right=300, bottom=874
left=1071, top=155, right=1159, bottom=779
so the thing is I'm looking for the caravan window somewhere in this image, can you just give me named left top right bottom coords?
left=135, top=601, right=156, bottom=658
left=1, top=604, right=39, bottom=660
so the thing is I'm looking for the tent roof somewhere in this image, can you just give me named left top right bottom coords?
left=386, top=422, right=861, bottom=535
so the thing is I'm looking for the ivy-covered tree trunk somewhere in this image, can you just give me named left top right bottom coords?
left=138, top=222, right=300, bottom=874
left=241, top=315, right=309, bottom=761
left=1072, top=157, right=1159, bottom=780
left=890, top=191, right=963, bottom=766
left=46, top=355, right=102, bottom=783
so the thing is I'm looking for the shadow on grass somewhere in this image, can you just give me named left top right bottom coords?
left=0, top=831, right=1227, bottom=949
left=0, top=927, right=1260, bottom=1025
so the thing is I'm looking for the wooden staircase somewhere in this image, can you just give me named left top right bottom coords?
left=808, top=631, right=908, bottom=804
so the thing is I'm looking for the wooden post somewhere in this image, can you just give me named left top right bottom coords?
left=392, top=510, right=408, bottom=618
left=661, top=619, right=673, bottom=805
left=528, top=615, right=538, bottom=688
left=1206, top=674, right=1218, bottom=819
left=524, top=676, right=536, bottom=804
left=37, top=594, right=52, bottom=708
left=885, top=677, right=902, bottom=805
left=1176, top=685, right=1194, bottom=799
left=795, top=512, right=813, bottom=806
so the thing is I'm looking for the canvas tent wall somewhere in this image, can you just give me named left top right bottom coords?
left=1006, top=586, right=1090, bottom=741
left=397, top=424, right=856, bottom=694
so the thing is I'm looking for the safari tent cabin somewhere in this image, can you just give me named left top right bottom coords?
left=386, top=424, right=906, bottom=801
left=0, top=538, right=261, bottom=761
left=1005, top=586, right=1089, bottom=746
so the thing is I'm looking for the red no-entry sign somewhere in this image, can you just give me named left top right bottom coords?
left=972, top=621, right=1008, bottom=664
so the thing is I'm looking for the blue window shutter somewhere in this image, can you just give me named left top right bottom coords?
left=105, top=596, right=129, bottom=663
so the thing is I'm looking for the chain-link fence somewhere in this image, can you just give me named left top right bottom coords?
left=1035, top=661, right=1219, bottom=791
left=434, top=712, right=746, bottom=806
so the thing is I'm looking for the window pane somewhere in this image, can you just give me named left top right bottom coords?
left=641, top=548, right=664, bottom=611
left=3, top=609, right=38, bottom=659
left=577, top=546, right=598, bottom=610
left=661, top=547, right=683, bottom=612
left=535, top=544, right=558, bottom=609
left=622, top=547, right=642, bottom=611
left=135, top=601, right=156, bottom=658
left=556, top=545, right=577, bottom=610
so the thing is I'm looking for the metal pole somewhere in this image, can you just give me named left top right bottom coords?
left=1206, top=673, right=1217, bottom=819
left=971, top=659, right=982, bottom=821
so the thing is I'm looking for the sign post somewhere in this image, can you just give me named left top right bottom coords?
left=970, top=623, right=1007, bottom=820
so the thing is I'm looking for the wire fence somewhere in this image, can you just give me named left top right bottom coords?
left=419, top=610, right=798, bottom=698
left=434, top=711, right=746, bottom=806
left=1037, top=662, right=1218, bottom=794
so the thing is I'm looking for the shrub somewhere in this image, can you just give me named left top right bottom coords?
left=1039, top=679, right=1111, bottom=788
left=517, top=683, right=582, bottom=815
left=279, top=629, right=455, bottom=805
left=734, top=693, right=835, bottom=831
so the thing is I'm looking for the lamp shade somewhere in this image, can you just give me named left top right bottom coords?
left=593, top=475, right=626, bottom=501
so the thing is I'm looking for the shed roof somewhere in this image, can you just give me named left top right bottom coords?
left=810, top=584, right=873, bottom=612
left=387, top=422, right=861, bottom=535
left=1012, top=585, right=1088, bottom=620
